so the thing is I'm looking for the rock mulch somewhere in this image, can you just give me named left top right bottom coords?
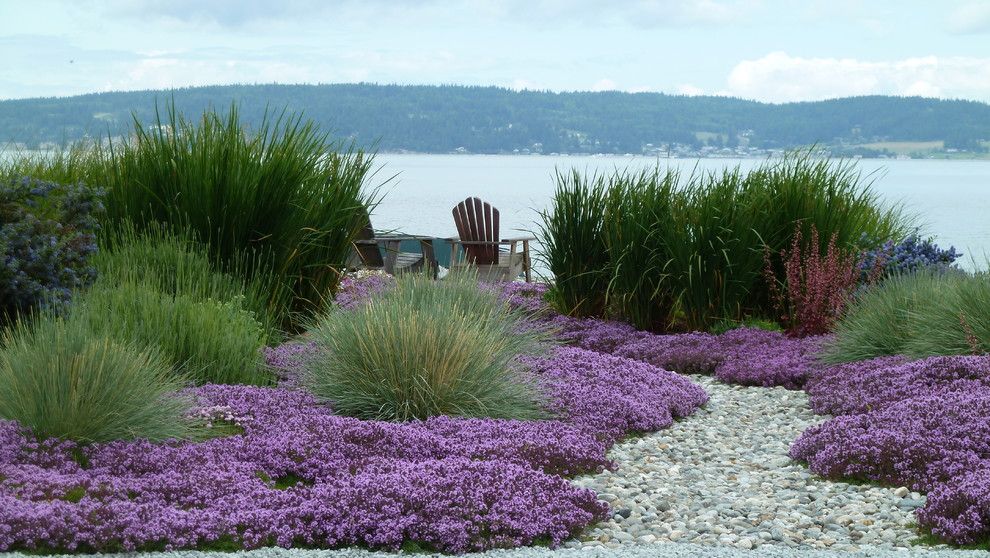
left=568, top=375, right=938, bottom=552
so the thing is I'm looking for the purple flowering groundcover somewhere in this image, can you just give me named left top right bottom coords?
left=0, top=339, right=708, bottom=553
left=791, top=354, right=990, bottom=546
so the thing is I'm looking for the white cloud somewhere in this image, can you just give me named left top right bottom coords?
left=946, top=1, right=990, bottom=34
left=590, top=78, right=618, bottom=92
left=676, top=83, right=705, bottom=96
left=726, top=52, right=990, bottom=102
left=509, top=78, right=541, bottom=91
left=111, top=57, right=317, bottom=92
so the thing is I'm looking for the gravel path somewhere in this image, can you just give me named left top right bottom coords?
left=568, top=375, right=940, bottom=552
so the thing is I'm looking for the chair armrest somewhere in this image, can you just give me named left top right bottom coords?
left=450, top=239, right=525, bottom=246
left=500, top=236, right=537, bottom=242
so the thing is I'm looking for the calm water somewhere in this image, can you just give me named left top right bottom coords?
left=373, top=154, right=990, bottom=268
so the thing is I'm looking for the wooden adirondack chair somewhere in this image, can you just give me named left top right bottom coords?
left=449, top=197, right=533, bottom=282
left=349, top=217, right=438, bottom=278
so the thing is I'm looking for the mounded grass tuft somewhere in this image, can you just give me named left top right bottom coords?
left=824, top=269, right=990, bottom=363
left=0, top=314, right=194, bottom=442
left=304, top=272, right=551, bottom=421
left=94, top=222, right=281, bottom=342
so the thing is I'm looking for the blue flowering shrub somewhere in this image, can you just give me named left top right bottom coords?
left=0, top=177, right=103, bottom=323
left=860, top=233, right=961, bottom=281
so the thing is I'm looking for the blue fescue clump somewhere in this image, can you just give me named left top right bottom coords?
left=0, top=177, right=104, bottom=322
left=859, top=233, right=961, bottom=281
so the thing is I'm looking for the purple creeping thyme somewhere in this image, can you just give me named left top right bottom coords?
left=487, top=281, right=553, bottom=317
left=524, top=347, right=709, bottom=444
left=714, top=330, right=829, bottom=390
left=593, top=324, right=826, bottom=390
left=789, top=390, right=990, bottom=492
left=0, top=336, right=707, bottom=552
left=804, top=355, right=990, bottom=416
left=917, top=465, right=990, bottom=545
left=613, top=331, right=722, bottom=375
left=333, top=271, right=396, bottom=310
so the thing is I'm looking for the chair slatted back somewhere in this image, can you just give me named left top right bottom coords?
left=452, top=197, right=499, bottom=265
left=353, top=217, right=385, bottom=268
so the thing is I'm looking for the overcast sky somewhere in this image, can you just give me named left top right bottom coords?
left=2, top=0, right=990, bottom=103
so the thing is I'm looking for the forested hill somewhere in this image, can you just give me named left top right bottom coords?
left=1, top=83, right=989, bottom=154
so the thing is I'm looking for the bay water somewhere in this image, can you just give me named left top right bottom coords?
left=373, top=154, right=990, bottom=270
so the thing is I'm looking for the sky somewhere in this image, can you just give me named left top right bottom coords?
left=2, top=0, right=990, bottom=103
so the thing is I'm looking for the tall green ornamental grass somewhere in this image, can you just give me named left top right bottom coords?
left=95, top=222, right=281, bottom=342
left=537, top=169, right=610, bottom=317
left=539, top=152, right=913, bottom=332
left=0, top=315, right=194, bottom=442
left=304, top=272, right=550, bottom=421
left=823, top=269, right=990, bottom=363
left=103, top=104, right=376, bottom=331
left=72, top=281, right=270, bottom=386
left=1, top=102, right=379, bottom=332
left=602, top=166, right=680, bottom=331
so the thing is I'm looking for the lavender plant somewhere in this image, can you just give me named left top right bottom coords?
left=859, top=232, right=961, bottom=280
left=0, top=177, right=103, bottom=323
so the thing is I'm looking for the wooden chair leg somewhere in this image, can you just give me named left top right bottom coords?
left=523, top=240, right=531, bottom=283
left=383, top=240, right=400, bottom=275
left=420, top=238, right=438, bottom=279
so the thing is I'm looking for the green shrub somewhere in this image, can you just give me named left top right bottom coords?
left=73, top=282, right=270, bottom=385
left=304, top=272, right=549, bottom=421
left=1, top=176, right=103, bottom=323
left=0, top=315, right=193, bottom=442
left=540, top=152, right=912, bottom=331
left=95, top=222, right=281, bottom=342
left=822, top=269, right=989, bottom=363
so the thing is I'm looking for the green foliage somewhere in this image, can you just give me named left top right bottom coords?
left=73, top=281, right=270, bottom=386
left=94, top=222, right=281, bottom=342
left=601, top=165, right=680, bottom=330
left=304, top=272, right=549, bottom=421
left=0, top=314, right=193, bottom=442
left=541, top=153, right=912, bottom=331
left=823, top=269, right=990, bottom=363
left=0, top=146, right=99, bottom=186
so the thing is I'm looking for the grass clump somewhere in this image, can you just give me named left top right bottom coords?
left=0, top=315, right=193, bottom=442
left=304, top=272, right=550, bottom=421
left=73, top=282, right=270, bottom=386
left=539, top=152, right=912, bottom=332
left=823, top=269, right=990, bottom=363
left=94, top=222, right=280, bottom=342
left=537, top=169, right=610, bottom=317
